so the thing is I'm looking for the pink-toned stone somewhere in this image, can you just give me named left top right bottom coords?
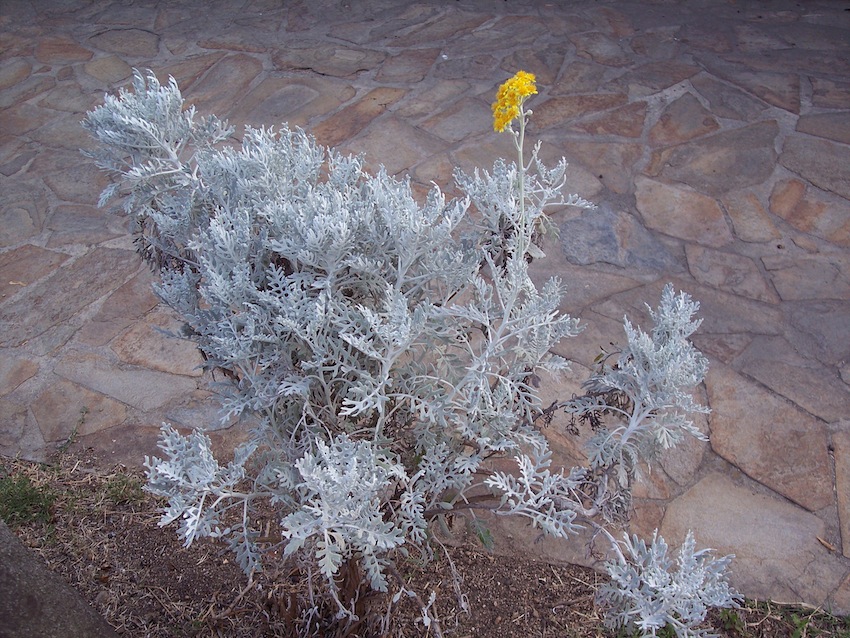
left=0, top=247, right=138, bottom=349
left=690, top=333, right=753, bottom=365
left=0, top=182, right=47, bottom=244
left=830, top=433, right=850, bottom=556
left=344, top=117, right=445, bottom=176
left=42, top=161, right=110, bottom=204
left=552, top=61, right=606, bottom=94
left=661, top=472, right=846, bottom=609
left=389, top=11, right=489, bottom=47
left=797, top=112, right=850, bottom=145
left=648, top=93, right=719, bottom=147
left=229, top=76, right=356, bottom=129
left=721, top=190, right=780, bottom=243
left=770, top=179, right=850, bottom=248
left=571, top=101, right=647, bottom=138
left=716, top=68, right=800, bottom=113
left=272, top=45, right=385, bottom=77
left=434, top=53, right=499, bottom=81
left=158, top=53, right=226, bottom=90
left=0, top=103, right=52, bottom=136
left=811, top=78, right=850, bottom=109
left=734, top=336, right=850, bottom=424
left=36, top=83, right=98, bottom=113
left=649, top=120, right=779, bottom=197
left=591, top=278, right=784, bottom=338
left=88, top=28, right=160, bottom=58
left=420, top=97, right=492, bottom=143
left=376, top=48, right=440, bottom=83
left=832, top=574, right=850, bottom=616
left=685, top=244, right=778, bottom=303
left=563, top=141, right=641, bottom=195
left=0, top=245, right=69, bottom=299
left=690, top=73, right=767, bottom=122
left=501, top=46, right=569, bottom=86
left=110, top=307, right=204, bottom=377
left=31, top=379, right=128, bottom=442
left=705, top=362, right=833, bottom=512
left=183, top=54, right=263, bottom=118
left=0, top=58, right=31, bottom=90
left=54, top=350, right=198, bottom=412
left=34, top=36, right=93, bottom=63
left=198, top=36, right=268, bottom=53
left=45, top=205, right=124, bottom=247
left=84, top=55, right=132, bottom=83
left=634, top=176, right=733, bottom=247
left=312, top=87, right=406, bottom=149
left=780, top=135, right=850, bottom=201
left=569, top=32, right=631, bottom=67
left=616, top=60, right=700, bottom=96
left=526, top=94, right=628, bottom=130
left=762, top=252, right=850, bottom=301
left=0, top=75, right=56, bottom=110
left=76, top=271, right=159, bottom=347
left=0, top=398, right=42, bottom=461
left=0, top=357, right=38, bottom=397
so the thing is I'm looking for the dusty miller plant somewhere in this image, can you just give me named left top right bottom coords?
left=83, top=70, right=737, bottom=636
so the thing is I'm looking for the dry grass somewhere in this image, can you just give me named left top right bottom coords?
left=2, top=449, right=849, bottom=638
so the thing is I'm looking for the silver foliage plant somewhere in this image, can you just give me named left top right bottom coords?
left=83, top=70, right=738, bottom=636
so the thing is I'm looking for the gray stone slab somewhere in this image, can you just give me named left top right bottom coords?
left=661, top=472, right=848, bottom=612
left=780, top=135, right=850, bottom=201
left=0, top=520, right=120, bottom=638
left=0, top=248, right=139, bottom=348
left=705, top=362, right=833, bottom=512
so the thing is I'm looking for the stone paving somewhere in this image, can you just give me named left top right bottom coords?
left=1, top=0, right=849, bottom=615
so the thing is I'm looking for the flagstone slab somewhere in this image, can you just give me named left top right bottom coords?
left=780, top=135, right=850, bottom=201
left=769, top=178, right=850, bottom=248
left=345, top=117, right=446, bottom=176
left=0, top=356, right=38, bottom=398
left=560, top=141, right=642, bottom=195
left=533, top=94, right=628, bottom=130
left=75, top=271, right=158, bottom=347
left=229, top=76, right=355, bottom=129
left=110, top=307, right=204, bottom=378
left=569, top=32, right=632, bottom=67
left=312, top=87, right=406, bottom=149
left=0, top=181, right=48, bottom=245
left=570, top=101, right=647, bottom=138
left=705, top=362, right=833, bottom=512
left=83, top=55, right=132, bottom=84
left=0, top=75, right=56, bottom=110
left=88, top=28, right=160, bottom=58
left=592, top=278, right=784, bottom=337
left=0, top=245, right=68, bottom=300
left=0, top=58, right=31, bottom=90
left=54, top=350, right=199, bottom=412
left=762, top=252, right=850, bottom=301
left=720, top=189, right=780, bottom=243
left=420, top=97, right=491, bottom=143
left=0, top=398, right=43, bottom=461
left=733, top=335, right=850, bottom=424
left=661, top=472, right=847, bottom=610
left=797, top=112, right=850, bottom=146
left=690, top=73, right=767, bottom=122
left=272, top=44, right=385, bottom=77
left=648, top=93, right=719, bottom=147
left=635, top=176, right=733, bottom=247
left=559, top=204, right=680, bottom=272
left=501, top=45, right=570, bottom=86
left=685, top=244, right=777, bottom=303
left=787, top=301, right=850, bottom=368
left=158, top=52, right=226, bottom=90
left=551, top=61, right=608, bottom=95
left=648, top=120, right=779, bottom=197
left=31, top=379, right=128, bottom=443
left=614, top=60, right=700, bottom=96
left=183, top=54, right=262, bottom=118
left=376, top=48, right=440, bottom=84
left=34, top=36, right=93, bottom=63
left=811, top=78, right=850, bottom=109
left=0, top=248, right=137, bottom=348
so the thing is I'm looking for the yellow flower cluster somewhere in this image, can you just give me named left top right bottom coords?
left=492, top=71, right=537, bottom=132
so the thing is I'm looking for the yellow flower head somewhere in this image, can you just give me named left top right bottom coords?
left=492, top=71, right=537, bottom=132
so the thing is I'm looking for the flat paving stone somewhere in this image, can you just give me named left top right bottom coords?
left=705, top=362, right=833, bottom=512
left=0, top=248, right=137, bottom=348
left=2, top=0, right=850, bottom=618
left=661, top=472, right=847, bottom=609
